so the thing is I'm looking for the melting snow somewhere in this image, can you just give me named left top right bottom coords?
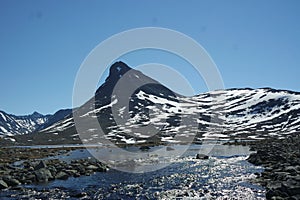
left=0, top=126, right=7, bottom=133
left=0, top=112, right=7, bottom=121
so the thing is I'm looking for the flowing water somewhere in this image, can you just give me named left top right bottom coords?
left=2, top=144, right=265, bottom=199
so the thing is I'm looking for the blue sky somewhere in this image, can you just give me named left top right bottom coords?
left=0, top=0, right=300, bottom=115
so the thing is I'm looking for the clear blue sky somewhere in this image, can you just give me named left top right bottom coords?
left=0, top=0, right=300, bottom=115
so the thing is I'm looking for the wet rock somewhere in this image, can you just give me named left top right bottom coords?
left=0, top=180, right=8, bottom=189
left=266, top=189, right=282, bottom=199
left=0, top=170, right=10, bottom=176
left=281, top=180, right=300, bottom=196
left=166, top=146, right=175, bottom=151
left=2, top=175, right=21, bottom=187
left=34, top=168, right=53, bottom=183
left=55, top=172, right=69, bottom=180
left=34, top=160, right=47, bottom=170
left=26, top=174, right=36, bottom=183
left=196, top=154, right=209, bottom=160
left=72, top=192, right=87, bottom=198
left=247, top=150, right=269, bottom=165
left=290, top=175, right=300, bottom=182
left=290, top=195, right=300, bottom=200
left=96, top=163, right=108, bottom=172
left=284, top=166, right=297, bottom=175
left=65, top=169, right=78, bottom=176
left=140, top=146, right=151, bottom=151
left=86, top=165, right=98, bottom=170
left=9, top=179, right=21, bottom=187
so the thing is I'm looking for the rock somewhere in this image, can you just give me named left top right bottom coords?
left=65, top=169, right=78, bottom=175
left=290, top=175, right=300, bottom=182
left=281, top=180, right=300, bottom=196
left=166, top=146, right=175, bottom=151
left=34, top=168, right=53, bottom=183
left=249, top=146, right=256, bottom=151
left=48, top=166, right=57, bottom=175
left=140, top=146, right=151, bottom=151
left=290, top=195, right=300, bottom=200
left=271, top=196, right=285, bottom=200
left=26, top=174, right=36, bottom=182
left=0, top=170, right=10, bottom=175
left=0, top=180, right=8, bottom=189
left=273, top=172, right=289, bottom=181
left=247, top=135, right=300, bottom=199
left=284, top=166, right=297, bottom=175
left=86, top=165, right=98, bottom=170
left=34, top=160, right=47, bottom=170
left=3, top=178, right=20, bottom=187
left=72, top=192, right=87, bottom=198
left=196, top=154, right=209, bottom=160
left=266, top=189, right=284, bottom=199
left=96, top=163, right=108, bottom=172
left=2, top=175, right=21, bottom=187
left=55, top=172, right=69, bottom=180
left=247, top=152, right=265, bottom=165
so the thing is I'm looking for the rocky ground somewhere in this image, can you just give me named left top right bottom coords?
left=1, top=135, right=300, bottom=199
left=0, top=147, right=108, bottom=194
left=246, top=135, right=300, bottom=200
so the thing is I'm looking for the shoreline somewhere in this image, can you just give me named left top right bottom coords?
left=1, top=137, right=298, bottom=199
left=246, top=135, right=300, bottom=199
left=0, top=144, right=258, bottom=199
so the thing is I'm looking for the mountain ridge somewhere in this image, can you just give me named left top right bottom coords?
left=1, top=61, right=300, bottom=145
left=0, top=109, right=72, bottom=139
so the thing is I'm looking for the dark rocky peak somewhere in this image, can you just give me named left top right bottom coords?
left=14, top=111, right=46, bottom=120
left=31, top=111, right=44, bottom=118
left=109, top=61, right=131, bottom=78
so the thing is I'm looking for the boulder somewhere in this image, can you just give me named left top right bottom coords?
left=26, top=174, right=36, bottom=182
left=140, top=146, right=151, bottom=151
left=3, top=177, right=20, bottom=187
left=34, top=168, right=53, bottom=183
left=196, top=154, right=209, bottom=160
left=86, top=165, right=98, bottom=170
left=166, top=146, right=175, bottom=151
left=281, top=180, right=300, bottom=196
left=2, top=175, right=21, bottom=187
left=65, top=169, right=78, bottom=175
left=55, top=172, right=69, bottom=180
left=34, top=160, right=47, bottom=170
left=0, top=180, right=8, bottom=189
left=96, top=163, right=108, bottom=172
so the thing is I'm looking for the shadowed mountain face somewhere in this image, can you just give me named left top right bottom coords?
left=3, top=62, right=300, bottom=145
left=93, top=62, right=180, bottom=136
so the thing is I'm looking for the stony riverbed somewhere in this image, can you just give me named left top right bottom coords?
left=247, top=135, right=300, bottom=200
left=0, top=144, right=267, bottom=199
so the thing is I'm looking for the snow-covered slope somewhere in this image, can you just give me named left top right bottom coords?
left=0, top=111, right=49, bottom=136
left=30, top=62, right=300, bottom=145
left=0, top=109, right=72, bottom=137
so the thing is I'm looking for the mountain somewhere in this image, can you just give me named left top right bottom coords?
left=3, top=61, right=300, bottom=145
left=0, top=109, right=72, bottom=140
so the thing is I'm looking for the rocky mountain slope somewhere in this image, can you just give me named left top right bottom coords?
left=0, top=109, right=71, bottom=140
left=3, top=61, right=300, bottom=145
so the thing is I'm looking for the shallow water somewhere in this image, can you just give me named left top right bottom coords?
left=3, top=145, right=266, bottom=199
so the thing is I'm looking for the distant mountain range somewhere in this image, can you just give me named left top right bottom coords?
left=1, top=61, right=300, bottom=145
left=0, top=109, right=71, bottom=140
